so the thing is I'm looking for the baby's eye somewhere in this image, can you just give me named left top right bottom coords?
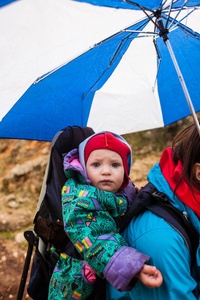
left=93, top=162, right=100, bottom=167
left=112, top=163, right=119, bottom=168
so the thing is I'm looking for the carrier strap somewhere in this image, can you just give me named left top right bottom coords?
left=121, top=183, right=199, bottom=267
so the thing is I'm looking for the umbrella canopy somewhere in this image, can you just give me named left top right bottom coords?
left=0, top=0, right=200, bottom=141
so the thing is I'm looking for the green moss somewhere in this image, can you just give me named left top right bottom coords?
left=0, top=232, right=14, bottom=239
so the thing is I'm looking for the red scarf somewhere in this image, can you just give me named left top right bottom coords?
left=159, top=148, right=200, bottom=219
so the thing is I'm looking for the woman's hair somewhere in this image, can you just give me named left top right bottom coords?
left=172, top=121, right=200, bottom=193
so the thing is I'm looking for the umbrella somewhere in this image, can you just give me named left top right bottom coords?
left=72, top=0, right=200, bottom=134
left=0, top=0, right=200, bottom=141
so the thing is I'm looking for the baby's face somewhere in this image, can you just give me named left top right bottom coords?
left=86, top=149, right=124, bottom=193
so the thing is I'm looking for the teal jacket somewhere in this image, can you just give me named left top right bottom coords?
left=107, top=155, right=200, bottom=300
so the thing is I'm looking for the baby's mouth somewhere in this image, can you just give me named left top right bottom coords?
left=101, top=180, right=112, bottom=184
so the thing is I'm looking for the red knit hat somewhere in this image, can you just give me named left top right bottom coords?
left=84, top=132, right=130, bottom=190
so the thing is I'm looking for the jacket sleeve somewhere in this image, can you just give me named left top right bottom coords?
left=120, top=210, right=199, bottom=300
left=61, top=179, right=149, bottom=292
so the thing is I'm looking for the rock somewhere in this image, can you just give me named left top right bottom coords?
left=12, top=251, right=18, bottom=258
left=2, top=156, right=48, bottom=193
left=15, top=232, right=25, bottom=244
left=0, top=212, right=32, bottom=232
left=18, top=197, right=26, bottom=203
left=4, top=157, right=47, bottom=178
left=7, top=200, right=19, bottom=208
left=5, top=194, right=19, bottom=208
left=5, top=194, right=16, bottom=202
left=0, top=256, right=6, bottom=263
left=42, top=147, right=50, bottom=155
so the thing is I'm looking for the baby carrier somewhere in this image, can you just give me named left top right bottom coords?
left=17, top=126, right=95, bottom=300
left=17, top=126, right=199, bottom=300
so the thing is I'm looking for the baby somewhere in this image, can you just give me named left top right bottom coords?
left=48, top=131, right=162, bottom=299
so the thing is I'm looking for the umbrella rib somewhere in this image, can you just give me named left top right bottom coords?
left=161, top=0, right=181, bottom=14
left=161, top=0, right=168, bottom=7
left=122, top=0, right=153, bottom=12
left=83, top=38, right=129, bottom=99
left=165, top=0, right=174, bottom=29
left=82, top=15, right=159, bottom=99
left=95, top=18, right=148, bottom=45
left=162, top=9, right=200, bottom=40
left=129, top=34, right=158, bottom=38
left=167, top=0, right=190, bottom=30
left=166, top=39, right=200, bottom=136
left=153, top=57, right=161, bottom=92
left=123, top=30, right=158, bottom=37
left=123, top=0, right=161, bottom=30
left=152, top=37, right=162, bottom=92
left=152, top=22, right=162, bottom=92
left=33, top=46, right=96, bottom=84
left=141, top=9, right=159, bottom=30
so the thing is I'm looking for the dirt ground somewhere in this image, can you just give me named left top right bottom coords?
left=0, top=196, right=35, bottom=300
left=0, top=235, right=32, bottom=300
left=0, top=139, right=161, bottom=300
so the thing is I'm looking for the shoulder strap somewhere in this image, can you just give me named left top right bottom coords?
left=120, top=183, right=154, bottom=232
left=121, top=183, right=199, bottom=267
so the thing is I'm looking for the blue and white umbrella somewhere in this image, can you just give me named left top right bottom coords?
left=0, top=0, right=200, bottom=141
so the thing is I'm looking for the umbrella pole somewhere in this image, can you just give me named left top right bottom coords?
left=165, top=39, right=200, bottom=136
left=157, top=17, right=200, bottom=136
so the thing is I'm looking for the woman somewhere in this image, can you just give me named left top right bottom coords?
left=107, top=122, right=200, bottom=300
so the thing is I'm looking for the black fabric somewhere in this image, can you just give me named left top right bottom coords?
left=27, top=254, right=49, bottom=300
left=86, top=277, right=106, bottom=300
left=43, top=149, right=66, bottom=221
left=34, top=126, right=95, bottom=242
left=45, top=126, right=95, bottom=221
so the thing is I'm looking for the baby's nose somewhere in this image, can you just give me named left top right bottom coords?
left=102, top=165, right=111, bottom=174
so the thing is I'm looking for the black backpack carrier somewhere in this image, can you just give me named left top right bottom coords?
left=17, top=126, right=95, bottom=300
